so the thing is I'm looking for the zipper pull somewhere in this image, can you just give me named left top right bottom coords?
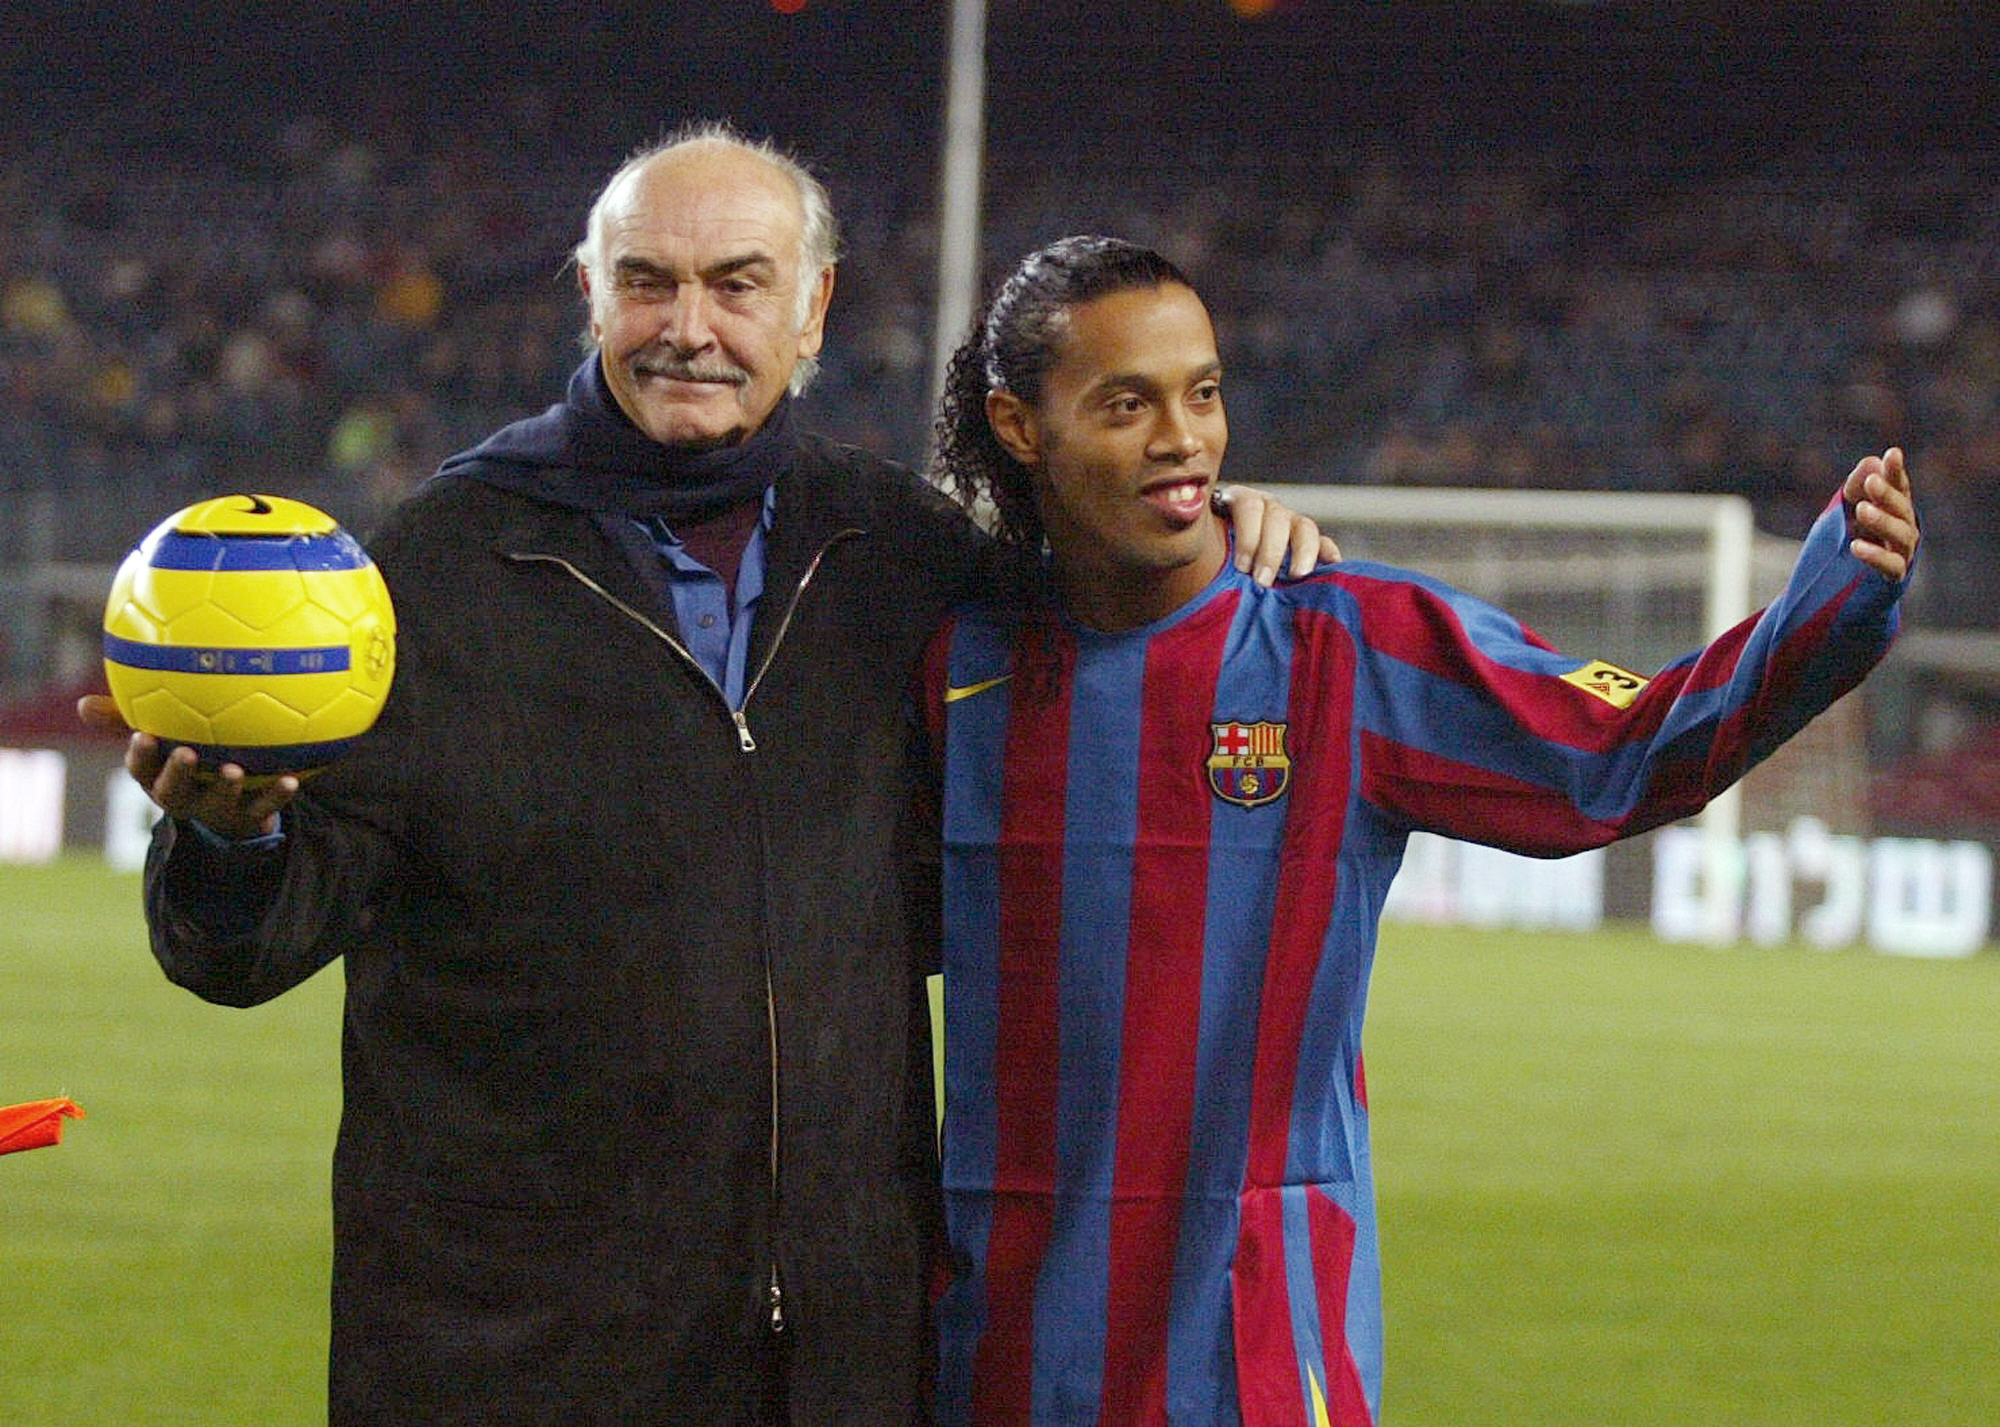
left=769, top=1265, right=786, bottom=1333
left=732, top=709, right=757, bottom=753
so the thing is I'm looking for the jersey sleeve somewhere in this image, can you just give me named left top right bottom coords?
left=1340, top=492, right=1906, bottom=857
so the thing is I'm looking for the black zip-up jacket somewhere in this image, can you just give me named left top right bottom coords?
left=146, top=433, right=997, bottom=1424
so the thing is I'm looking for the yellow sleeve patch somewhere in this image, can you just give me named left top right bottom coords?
left=1560, top=659, right=1648, bottom=708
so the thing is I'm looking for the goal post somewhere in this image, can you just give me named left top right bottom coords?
left=1263, top=484, right=1803, bottom=937
left=1264, top=484, right=1757, bottom=633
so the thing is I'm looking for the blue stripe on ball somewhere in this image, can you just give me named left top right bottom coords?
left=102, top=633, right=352, bottom=675
left=179, top=737, right=360, bottom=775
left=148, top=530, right=372, bottom=573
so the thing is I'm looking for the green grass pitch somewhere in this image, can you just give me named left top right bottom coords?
left=3, top=855, right=1995, bottom=1424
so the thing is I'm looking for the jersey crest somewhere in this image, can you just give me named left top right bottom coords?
left=1207, top=720, right=1291, bottom=807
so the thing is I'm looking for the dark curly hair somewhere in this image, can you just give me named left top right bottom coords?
left=929, top=235, right=1193, bottom=551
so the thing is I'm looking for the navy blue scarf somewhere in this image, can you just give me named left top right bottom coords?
left=433, top=355, right=794, bottom=522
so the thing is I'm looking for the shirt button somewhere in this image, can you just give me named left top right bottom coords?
left=699, top=614, right=718, bottom=629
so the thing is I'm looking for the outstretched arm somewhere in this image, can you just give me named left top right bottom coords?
left=1345, top=451, right=1916, bottom=857
left=76, top=692, right=391, bottom=1007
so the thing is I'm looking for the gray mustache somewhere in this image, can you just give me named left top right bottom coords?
left=633, top=355, right=749, bottom=385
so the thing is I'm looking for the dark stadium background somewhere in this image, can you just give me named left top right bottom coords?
left=5, top=0, right=1998, bottom=833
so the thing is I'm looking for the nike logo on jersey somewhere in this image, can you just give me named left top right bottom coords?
left=944, top=673, right=1014, bottom=703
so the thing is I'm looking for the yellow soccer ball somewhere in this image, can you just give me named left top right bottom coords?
left=102, top=495, right=397, bottom=774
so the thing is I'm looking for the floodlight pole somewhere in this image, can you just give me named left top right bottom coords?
left=930, top=0, right=987, bottom=417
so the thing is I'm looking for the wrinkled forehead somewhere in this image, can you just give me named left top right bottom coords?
left=600, top=146, right=807, bottom=272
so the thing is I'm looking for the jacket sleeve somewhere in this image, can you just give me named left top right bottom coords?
left=1346, top=492, right=1907, bottom=857
left=143, top=502, right=430, bottom=1008
left=144, top=794, right=400, bottom=1006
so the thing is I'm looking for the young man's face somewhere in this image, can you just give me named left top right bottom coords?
left=989, top=281, right=1230, bottom=629
left=582, top=144, right=833, bottom=450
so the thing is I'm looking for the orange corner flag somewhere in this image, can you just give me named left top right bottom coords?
left=0, top=1099, right=85, bottom=1155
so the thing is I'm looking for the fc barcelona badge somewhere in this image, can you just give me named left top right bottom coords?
left=1207, top=720, right=1291, bottom=807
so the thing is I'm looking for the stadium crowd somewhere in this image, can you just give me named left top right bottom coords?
left=4, top=29, right=1997, bottom=640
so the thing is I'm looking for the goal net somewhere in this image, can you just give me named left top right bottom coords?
left=1267, top=483, right=1764, bottom=682
left=1262, top=484, right=1864, bottom=933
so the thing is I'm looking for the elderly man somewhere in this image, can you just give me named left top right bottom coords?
left=86, top=126, right=1331, bottom=1425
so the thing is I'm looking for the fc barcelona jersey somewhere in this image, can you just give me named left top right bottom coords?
left=918, top=497, right=1903, bottom=1426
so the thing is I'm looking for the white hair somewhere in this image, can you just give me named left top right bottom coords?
left=574, top=121, right=841, bottom=395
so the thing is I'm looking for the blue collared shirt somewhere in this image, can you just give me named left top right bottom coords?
left=635, top=484, right=777, bottom=709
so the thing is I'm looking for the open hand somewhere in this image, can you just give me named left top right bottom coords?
left=77, top=693, right=299, bottom=840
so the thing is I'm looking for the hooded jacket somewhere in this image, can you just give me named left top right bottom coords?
left=146, top=367, right=999, bottom=1424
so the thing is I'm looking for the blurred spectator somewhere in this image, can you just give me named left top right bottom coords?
left=0, top=53, right=1994, bottom=644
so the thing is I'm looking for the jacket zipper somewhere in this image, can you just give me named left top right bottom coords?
left=507, top=532, right=858, bottom=752
left=732, top=529, right=862, bottom=751
left=508, top=529, right=863, bottom=1340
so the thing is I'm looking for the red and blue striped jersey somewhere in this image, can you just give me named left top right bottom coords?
left=917, top=496, right=1903, bottom=1426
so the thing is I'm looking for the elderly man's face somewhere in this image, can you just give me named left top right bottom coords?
left=583, top=144, right=832, bottom=449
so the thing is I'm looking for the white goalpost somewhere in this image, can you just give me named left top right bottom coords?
left=1265, top=483, right=1784, bottom=941
left=1266, top=484, right=1758, bottom=827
